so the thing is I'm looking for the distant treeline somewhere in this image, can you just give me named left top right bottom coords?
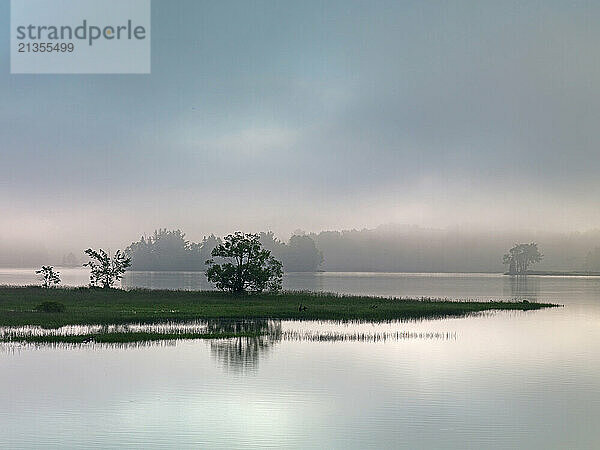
left=125, top=226, right=600, bottom=273
left=125, top=230, right=217, bottom=271
left=7, top=225, right=600, bottom=273
left=125, top=229, right=323, bottom=272
left=308, top=225, right=600, bottom=273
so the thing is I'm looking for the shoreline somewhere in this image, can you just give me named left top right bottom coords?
left=504, top=271, right=600, bottom=277
left=0, top=287, right=558, bottom=340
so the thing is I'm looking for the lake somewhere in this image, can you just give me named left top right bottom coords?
left=1, top=269, right=599, bottom=449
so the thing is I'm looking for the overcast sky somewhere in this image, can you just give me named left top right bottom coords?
left=2, top=0, right=600, bottom=251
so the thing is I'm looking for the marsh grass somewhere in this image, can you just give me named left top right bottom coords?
left=0, top=286, right=559, bottom=336
left=1, top=331, right=263, bottom=344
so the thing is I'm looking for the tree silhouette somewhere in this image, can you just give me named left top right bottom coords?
left=125, top=229, right=220, bottom=271
left=36, top=266, right=60, bottom=288
left=206, top=232, right=283, bottom=293
left=84, top=248, right=131, bottom=288
left=503, top=243, right=543, bottom=274
left=259, top=232, right=323, bottom=272
left=284, top=235, right=323, bottom=271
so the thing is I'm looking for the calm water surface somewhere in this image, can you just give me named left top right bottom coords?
left=1, top=269, right=599, bottom=449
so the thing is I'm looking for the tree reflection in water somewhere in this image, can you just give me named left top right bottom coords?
left=504, top=275, right=540, bottom=301
left=207, top=319, right=282, bottom=372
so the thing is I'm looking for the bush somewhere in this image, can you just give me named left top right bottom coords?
left=35, top=301, right=66, bottom=313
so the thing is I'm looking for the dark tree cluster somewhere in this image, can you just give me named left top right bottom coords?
left=125, top=229, right=219, bottom=271
left=258, top=232, right=323, bottom=272
left=502, top=243, right=543, bottom=274
left=125, top=229, right=322, bottom=273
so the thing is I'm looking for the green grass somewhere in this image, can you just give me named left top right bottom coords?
left=0, top=286, right=559, bottom=330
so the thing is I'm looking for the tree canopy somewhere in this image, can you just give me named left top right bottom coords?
left=36, top=266, right=60, bottom=288
left=84, top=248, right=131, bottom=288
left=125, top=229, right=219, bottom=271
left=503, top=243, right=543, bottom=274
left=125, top=229, right=322, bottom=272
left=205, top=232, right=283, bottom=293
left=258, top=232, right=323, bottom=272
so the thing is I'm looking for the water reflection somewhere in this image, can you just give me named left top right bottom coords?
left=503, top=275, right=540, bottom=301
left=281, top=330, right=456, bottom=342
left=0, top=269, right=570, bottom=306
left=0, top=339, right=180, bottom=353
left=2, top=273, right=599, bottom=449
left=209, top=337, right=278, bottom=373
left=122, top=271, right=329, bottom=292
left=0, top=318, right=458, bottom=370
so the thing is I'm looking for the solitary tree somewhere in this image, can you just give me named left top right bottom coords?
left=84, top=248, right=131, bottom=288
left=503, top=243, right=543, bottom=274
left=36, top=266, right=60, bottom=288
left=205, top=232, right=283, bottom=293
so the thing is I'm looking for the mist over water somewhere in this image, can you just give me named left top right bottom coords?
left=5, top=225, right=600, bottom=274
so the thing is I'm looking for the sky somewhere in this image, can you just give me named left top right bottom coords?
left=1, top=0, right=600, bottom=253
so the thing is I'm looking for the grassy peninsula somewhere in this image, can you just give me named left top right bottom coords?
left=0, top=286, right=558, bottom=332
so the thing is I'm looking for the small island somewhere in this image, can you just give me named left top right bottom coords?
left=0, top=286, right=559, bottom=344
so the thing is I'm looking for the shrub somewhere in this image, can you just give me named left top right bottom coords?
left=35, top=301, right=66, bottom=313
